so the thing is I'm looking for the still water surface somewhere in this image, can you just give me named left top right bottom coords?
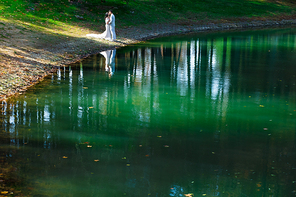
left=1, top=28, right=296, bottom=196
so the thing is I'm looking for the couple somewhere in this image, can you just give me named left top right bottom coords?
left=87, top=10, right=116, bottom=41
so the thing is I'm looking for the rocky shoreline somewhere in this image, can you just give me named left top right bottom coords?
left=1, top=18, right=296, bottom=101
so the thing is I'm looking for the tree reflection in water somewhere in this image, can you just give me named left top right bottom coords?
left=1, top=28, right=296, bottom=196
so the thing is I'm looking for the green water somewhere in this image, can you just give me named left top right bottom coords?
left=1, top=28, right=296, bottom=196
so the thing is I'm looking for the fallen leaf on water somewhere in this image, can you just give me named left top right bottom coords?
left=1, top=191, right=8, bottom=194
left=145, top=154, right=149, bottom=157
left=94, top=159, right=99, bottom=162
left=184, top=194, right=194, bottom=197
left=122, top=157, right=126, bottom=159
left=63, top=156, right=68, bottom=159
left=126, top=164, right=130, bottom=166
left=257, top=183, right=262, bottom=187
left=259, top=105, right=264, bottom=107
left=83, top=87, right=88, bottom=89
left=157, top=136, right=162, bottom=138
left=139, top=145, right=142, bottom=147
left=87, top=145, right=92, bottom=148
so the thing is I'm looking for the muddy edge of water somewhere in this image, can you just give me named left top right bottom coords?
left=1, top=19, right=296, bottom=101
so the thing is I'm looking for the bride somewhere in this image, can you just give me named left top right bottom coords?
left=86, top=12, right=112, bottom=40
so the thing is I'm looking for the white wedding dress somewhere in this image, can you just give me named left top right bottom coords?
left=86, top=17, right=112, bottom=40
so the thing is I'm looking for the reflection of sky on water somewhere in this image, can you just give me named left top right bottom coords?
left=1, top=28, right=296, bottom=196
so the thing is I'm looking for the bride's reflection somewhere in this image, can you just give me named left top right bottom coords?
left=100, top=49, right=116, bottom=76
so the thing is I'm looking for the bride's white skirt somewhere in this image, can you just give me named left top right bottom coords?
left=86, top=25, right=112, bottom=40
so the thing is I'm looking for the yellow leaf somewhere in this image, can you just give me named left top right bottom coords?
left=1, top=191, right=8, bottom=194
left=63, top=156, right=68, bottom=159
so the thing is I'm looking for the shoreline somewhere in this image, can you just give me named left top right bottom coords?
left=1, top=18, right=296, bottom=101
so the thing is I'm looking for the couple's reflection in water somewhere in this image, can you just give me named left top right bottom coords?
left=100, top=49, right=116, bottom=77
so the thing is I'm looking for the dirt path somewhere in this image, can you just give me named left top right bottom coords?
left=1, top=18, right=296, bottom=101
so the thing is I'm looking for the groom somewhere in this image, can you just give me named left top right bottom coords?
left=108, top=10, right=116, bottom=41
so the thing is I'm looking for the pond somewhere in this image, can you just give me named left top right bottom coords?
left=1, top=27, right=296, bottom=196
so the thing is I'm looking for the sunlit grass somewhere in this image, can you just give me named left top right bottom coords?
left=1, top=0, right=295, bottom=31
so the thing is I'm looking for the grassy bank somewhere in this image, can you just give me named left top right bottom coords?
left=1, top=0, right=296, bottom=28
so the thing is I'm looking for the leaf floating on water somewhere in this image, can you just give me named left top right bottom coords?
left=1, top=191, right=8, bottom=194
left=157, top=136, right=162, bottom=138
left=88, top=107, right=93, bottom=109
left=122, top=157, right=126, bottom=160
left=212, top=152, right=215, bottom=154
left=263, top=128, right=268, bottom=130
left=126, top=164, right=131, bottom=167
left=164, top=145, right=169, bottom=148
left=259, top=105, right=264, bottom=107
left=83, top=87, right=88, bottom=89
left=139, top=145, right=142, bottom=147
left=184, top=194, right=194, bottom=197
left=87, top=145, right=92, bottom=148
left=257, top=183, right=262, bottom=187
left=63, top=156, right=68, bottom=159
left=145, top=154, right=149, bottom=157
left=94, top=159, right=99, bottom=162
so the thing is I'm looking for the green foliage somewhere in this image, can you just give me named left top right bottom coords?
left=0, top=0, right=295, bottom=30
